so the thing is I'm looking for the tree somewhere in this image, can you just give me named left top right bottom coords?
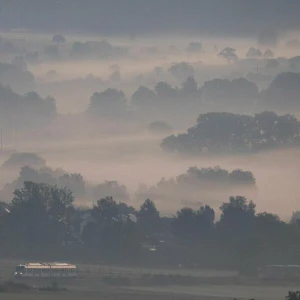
left=290, top=211, right=300, bottom=224
left=161, top=111, right=300, bottom=155
left=261, top=72, right=300, bottom=110
left=155, top=82, right=176, bottom=99
left=138, top=199, right=160, bottom=236
left=168, top=62, right=195, bottom=81
left=131, top=86, right=157, bottom=111
left=92, top=197, right=119, bottom=223
left=172, top=207, right=196, bottom=238
left=218, top=47, right=238, bottom=63
left=286, top=291, right=300, bottom=300
left=52, top=34, right=66, bottom=44
left=246, top=47, right=262, bottom=58
left=8, top=181, right=74, bottom=247
left=58, top=173, right=85, bottom=198
left=87, top=88, right=128, bottom=118
left=172, top=205, right=215, bottom=239
left=1, top=153, right=46, bottom=171
left=263, top=49, right=274, bottom=58
left=218, top=196, right=255, bottom=235
left=201, top=77, right=258, bottom=111
left=181, top=76, right=198, bottom=96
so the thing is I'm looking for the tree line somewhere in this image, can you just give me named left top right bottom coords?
left=1, top=181, right=300, bottom=273
left=87, top=72, right=300, bottom=121
left=0, top=153, right=256, bottom=205
left=161, top=111, right=300, bottom=155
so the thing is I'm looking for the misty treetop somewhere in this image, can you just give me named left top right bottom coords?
left=161, top=111, right=300, bottom=154
left=201, top=77, right=259, bottom=112
left=136, top=166, right=256, bottom=209
left=0, top=83, right=57, bottom=130
left=1, top=152, right=46, bottom=171
left=0, top=162, right=130, bottom=203
left=0, top=61, right=35, bottom=93
left=84, top=71, right=300, bottom=126
left=261, top=72, right=300, bottom=110
left=87, top=88, right=128, bottom=118
left=155, top=166, right=255, bottom=188
left=70, top=40, right=128, bottom=60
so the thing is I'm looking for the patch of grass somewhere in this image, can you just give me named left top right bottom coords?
left=102, top=275, right=131, bottom=286
left=0, top=280, right=31, bottom=293
left=39, top=280, right=67, bottom=292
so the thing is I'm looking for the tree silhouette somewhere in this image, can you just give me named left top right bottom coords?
left=218, top=47, right=238, bottom=63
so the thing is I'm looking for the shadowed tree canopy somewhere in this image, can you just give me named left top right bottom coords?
left=131, top=86, right=157, bottom=112
left=218, top=196, right=255, bottom=235
left=0, top=84, right=57, bottom=130
left=218, top=47, right=238, bottom=63
left=8, top=181, right=74, bottom=246
left=136, top=166, right=256, bottom=210
left=2, top=165, right=86, bottom=199
left=138, top=199, right=160, bottom=236
left=201, top=78, right=258, bottom=112
left=1, top=152, right=46, bottom=171
left=246, top=47, right=262, bottom=58
left=92, top=197, right=119, bottom=223
left=261, top=72, right=300, bottom=110
left=168, top=62, right=195, bottom=81
left=172, top=205, right=215, bottom=239
left=161, top=111, right=300, bottom=155
left=0, top=62, right=35, bottom=93
left=87, top=88, right=128, bottom=118
left=70, top=40, right=128, bottom=60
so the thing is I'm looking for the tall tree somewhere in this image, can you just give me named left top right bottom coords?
left=138, top=199, right=160, bottom=236
left=8, top=181, right=74, bottom=247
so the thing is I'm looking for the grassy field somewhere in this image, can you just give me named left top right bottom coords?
left=1, top=284, right=297, bottom=300
left=0, top=287, right=228, bottom=300
left=0, top=260, right=296, bottom=300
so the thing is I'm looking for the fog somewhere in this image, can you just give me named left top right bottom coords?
left=1, top=128, right=300, bottom=221
left=1, top=5, right=300, bottom=221
left=4, top=3, right=300, bottom=295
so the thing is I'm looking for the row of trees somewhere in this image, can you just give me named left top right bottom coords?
left=87, top=72, right=300, bottom=122
left=0, top=153, right=256, bottom=205
left=1, top=181, right=300, bottom=272
left=161, top=111, right=300, bottom=154
left=0, top=83, right=56, bottom=130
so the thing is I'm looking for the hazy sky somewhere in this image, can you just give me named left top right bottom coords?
left=0, top=0, right=300, bottom=37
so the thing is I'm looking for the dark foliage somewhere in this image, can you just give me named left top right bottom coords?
left=1, top=180, right=300, bottom=272
left=161, top=111, right=300, bottom=155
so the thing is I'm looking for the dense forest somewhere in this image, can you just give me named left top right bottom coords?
left=1, top=179, right=300, bottom=274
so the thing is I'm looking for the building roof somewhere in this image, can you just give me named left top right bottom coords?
left=18, top=262, right=76, bottom=269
